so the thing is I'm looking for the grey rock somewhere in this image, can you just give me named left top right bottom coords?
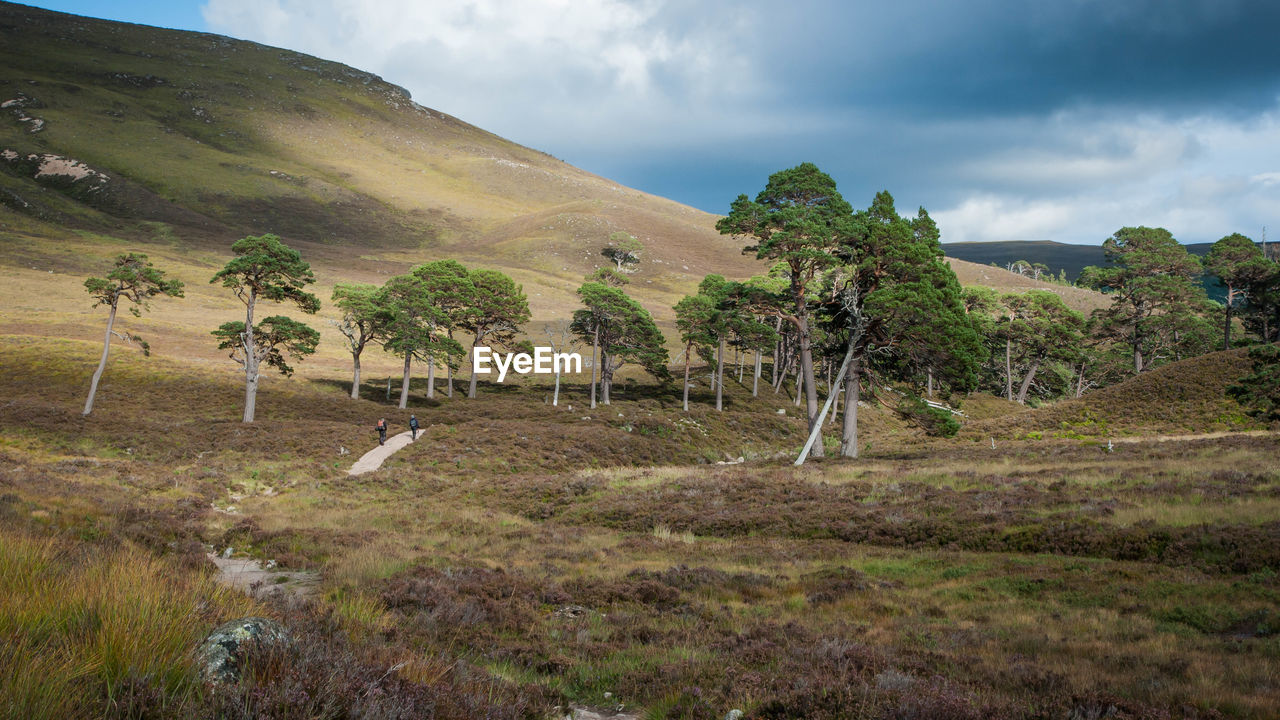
left=195, top=616, right=290, bottom=685
left=725, top=711, right=745, bottom=720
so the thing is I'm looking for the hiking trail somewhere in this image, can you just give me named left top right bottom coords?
left=348, top=430, right=418, bottom=476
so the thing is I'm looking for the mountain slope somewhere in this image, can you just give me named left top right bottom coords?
left=0, top=1, right=762, bottom=324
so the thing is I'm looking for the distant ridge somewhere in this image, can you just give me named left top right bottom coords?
left=942, top=239, right=1264, bottom=303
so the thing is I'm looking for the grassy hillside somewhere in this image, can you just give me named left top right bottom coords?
left=0, top=0, right=764, bottom=330
left=947, top=256, right=1108, bottom=313
left=964, top=349, right=1263, bottom=440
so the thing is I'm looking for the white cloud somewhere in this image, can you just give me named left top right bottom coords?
left=201, top=0, right=762, bottom=152
left=933, top=108, right=1280, bottom=243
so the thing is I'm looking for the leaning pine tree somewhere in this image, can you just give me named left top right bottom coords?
left=819, top=195, right=981, bottom=458
left=717, top=163, right=852, bottom=457
left=210, top=234, right=320, bottom=423
left=82, top=253, right=184, bottom=415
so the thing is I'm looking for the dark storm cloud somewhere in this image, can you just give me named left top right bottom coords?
left=744, top=0, right=1280, bottom=118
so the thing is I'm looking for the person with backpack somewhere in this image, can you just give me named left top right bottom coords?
left=409, top=414, right=420, bottom=440
left=375, top=417, right=387, bottom=446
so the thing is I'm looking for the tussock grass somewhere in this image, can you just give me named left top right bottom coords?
left=0, top=531, right=258, bottom=720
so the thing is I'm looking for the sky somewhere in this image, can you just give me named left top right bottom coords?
left=24, top=0, right=1280, bottom=245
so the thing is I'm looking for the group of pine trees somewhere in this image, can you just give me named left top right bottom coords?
left=673, top=164, right=1280, bottom=456
left=79, top=165, right=1280, bottom=437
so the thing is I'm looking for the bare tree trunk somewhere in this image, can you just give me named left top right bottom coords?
left=426, top=358, right=435, bottom=399
left=715, top=336, right=726, bottom=411
left=1004, top=337, right=1013, bottom=402
left=242, top=364, right=259, bottom=423
left=349, top=351, right=362, bottom=400
left=553, top=367, right=561, bottom=406
left=927, top=368, right=934, bottom=399
left=83, top=299, right=119, bottom=416
left=468, top=346, right=479, bottom=399
left=446, top=360, right=453, bottom=398
left=682, top=342, right=691, bottom=412
left=1075, top=361, right=1086, bottom=399
left=753, top=351, right=761, bottom=397
left=1016, top=359, right=1040, bottom=405
left=841, top=356, right=860, bottom=458
left=602, top=355, right=612, bottom=405
left=398, top=353, right=412, bottom=409
left=590, top=325, right=599, bottom=409
left=772, top=317, right=783, bottom=384
left=242, top=292, right=259, bottom=423
left=796, top=301, right=823, bottom=458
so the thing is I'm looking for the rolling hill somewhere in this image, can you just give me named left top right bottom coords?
left=0, top=2, right=762, bottom=328
left=0, top=1, right=1109, bottom=383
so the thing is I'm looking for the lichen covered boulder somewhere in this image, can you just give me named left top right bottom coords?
left=195, top=616, right=290, bottom=685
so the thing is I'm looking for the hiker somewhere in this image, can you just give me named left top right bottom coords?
left=375, top=417, right=387, bottom=446
left=409, top=414, right=420, bottom=440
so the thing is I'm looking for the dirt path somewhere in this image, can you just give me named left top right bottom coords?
left=348, top=430, right=419, bottom=476
left=208, top=554, right=318, bottom=600
left=1108, top=429, right=1277, bottom=444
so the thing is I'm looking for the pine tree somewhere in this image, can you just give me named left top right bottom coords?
left=332, top=283, right=382, bottom=399
left=82, top=253, right=184, bottom=415
left=1204, top=233, right=1272, bottom=349
left=210, top=234, right=319, bottom=422
left=717, top=163, right=853, bottom=456
left=460, top=268, right=530, bottom=398
left=572, top=282, right=669, bottom=406
left=1079, top=226, right=1206, bottom=375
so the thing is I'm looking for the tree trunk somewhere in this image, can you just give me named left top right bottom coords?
left=715, top=336, right=725, bottom=411
left=796, top=302, right=822, bottom=457
left=445, top=360, right=453, bottom=398
left=1075, top=361, right=1086, bottom=399
left=349, top=350, right=362, bottom=400
left=426, top=358, right=435, bottom=399
left=927, top=368, right=934, bottom=399
left=83, top=298, right=119, bottom=416
left=682, top=342, right=691, bottom=412
left=242, top=291, right=259, bottom=423
left=553, top=367, right=561, bottom=406
left=753, top=351, right=761, bottom=397
left=398, top=352, right=412, bottom=409
left=590, top=325, right=599, bottom=409
left=1004, top=337, right=1013, bottom=402
left=1016, top=359, right=1040, bottom=405
left=602, top=354, right=612, bottom=405
left=841, top=356, right=861, bottom=458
